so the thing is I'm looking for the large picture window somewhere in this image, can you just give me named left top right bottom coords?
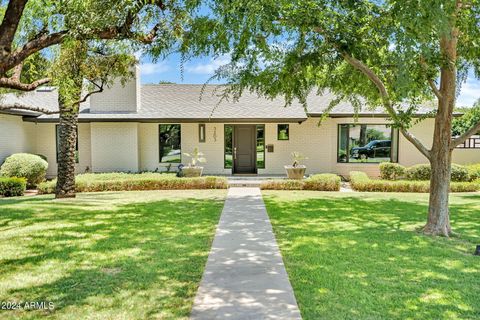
left=56, top=125, right=79, bottom=163
left=337, top=124, right=398, bottom=163
left=159, top=124, right=181, bottom=163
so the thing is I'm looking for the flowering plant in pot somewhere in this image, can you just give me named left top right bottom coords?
left=182, top=147, right=207, bottom=177
left=284, top=152, right=308, bottom=179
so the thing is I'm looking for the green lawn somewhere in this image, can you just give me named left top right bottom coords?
left=263, top=191, right=480, bottom=320
left=0, top=190, right=226, bottom=319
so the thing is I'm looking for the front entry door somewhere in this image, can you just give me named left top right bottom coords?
left=233, top=125, right=256, bottom=174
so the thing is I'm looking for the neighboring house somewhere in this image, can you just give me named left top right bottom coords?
left=1, top=67, right=479, bottom=178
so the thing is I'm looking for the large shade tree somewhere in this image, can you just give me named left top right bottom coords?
left=0, top=0, right=200, bottom=197
left=188, top=0, right=480, bottom=236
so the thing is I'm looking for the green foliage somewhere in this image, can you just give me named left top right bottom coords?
left=350, top=171, right=478, bottom=193
left=453, top=101, right=480, bottom=136
left=466, top=163, right=480, bottom=181
left=405, top=164, right=432, bottom=181
left=405, top=163, right=470, bottom=182
left=379, top=163, right=406, bottom=180
left=187, top=0, right=479, bottom=126
left=0, top=177, right=27, bottom=197
left=37, top=173, right=227, bottom=194
left=0, top=153, right=48, bottom=187
left=261, top=173, right=340, bottom=191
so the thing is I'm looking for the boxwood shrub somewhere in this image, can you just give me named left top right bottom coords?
left=379, top=163, right=406, bottom=180
left=405, top=163, right=471, bottom=182
left=261, top=173, right=341, bottom=191
left=0, top=153, right=48, bottom=187
left=350, top=171, right=478, bottom=193
left=0, top=177, right=27, bottom=197
left=37, top=173, right=227, bottom=194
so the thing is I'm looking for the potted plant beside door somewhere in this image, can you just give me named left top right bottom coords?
left=182, top=147, right=207, bottom=177
left=285, top=152, right=308, bottom=179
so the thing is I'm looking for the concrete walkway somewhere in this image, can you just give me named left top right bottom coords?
left=191, top=187, right=302, bottom=320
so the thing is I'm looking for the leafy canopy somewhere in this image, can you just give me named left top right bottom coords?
left=186, top=0, right=480, bottom=127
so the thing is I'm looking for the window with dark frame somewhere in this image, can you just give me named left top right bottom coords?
left=159, top=124, right=181, bottom=163
left=55, top=125, right=79, bottom=163
left=277, top=124, right=289, bottom=140
left=199, top=124, right=206, bottom=143
left=337, top=124, right=398, bottom=163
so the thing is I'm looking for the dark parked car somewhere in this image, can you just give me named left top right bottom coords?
left=350, top=140, right=391, bottom=160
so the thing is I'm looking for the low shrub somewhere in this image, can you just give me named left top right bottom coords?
left=0, top=177, right=27, bottom=197
left=350, top=171, right=479, bottom=193
left=405, top=163, right=470, bottom=182
left=466, top=163, right=480, bottom=181
left=405, top=164, right=431, bottom=181
left=303, top=174, right=341, bottom=191
left=260, top=173, right=341, bottom=191
left=260, top=179, right=304, bottom=190
left=450, top=164, right=470, bottom=182
left=0, top=153, right=48, bottom=187
left=379, top=163, right=406, bottom=180
left=37, top=173, right=227, bottom=194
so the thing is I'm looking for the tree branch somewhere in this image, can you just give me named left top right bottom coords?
left=312, top=26, right=432, bottom=160
left=451, top=120, right=480, bottom=149
left=0, top=0, right=29, bottom=56
left=0, top=76, right=51, bottom=91
left=419, top=56, right=442, bottom=100
left=0, top=103, right=58, bottom=114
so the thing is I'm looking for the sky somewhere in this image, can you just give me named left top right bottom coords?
left=139, top=54, right=480, bottom=107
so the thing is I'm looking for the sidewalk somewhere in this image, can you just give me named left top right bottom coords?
left=190, top=187, right=301, bottom=320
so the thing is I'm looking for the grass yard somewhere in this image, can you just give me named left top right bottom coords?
left=263, top=191, right=480, bottom=320
left=0, top=190, right=226, bottom=319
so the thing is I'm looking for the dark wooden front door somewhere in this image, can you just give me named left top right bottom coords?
left=234, top=125, right=256, bottom=174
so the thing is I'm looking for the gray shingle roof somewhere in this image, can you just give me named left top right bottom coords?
left=1, top=84, right=435, bottom=121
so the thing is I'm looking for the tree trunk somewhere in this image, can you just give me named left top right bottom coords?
left=55, top=109, right=79, bottom=198
left=422, top=27, right=458, bottom=236
left=54, top=41, right=86, bottom=198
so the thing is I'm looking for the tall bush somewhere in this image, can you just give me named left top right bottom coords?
left=405, top=163, right=470, bottom=182
left=0, top=153, right=48, bottom=188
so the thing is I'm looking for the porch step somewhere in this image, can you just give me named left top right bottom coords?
left=227, top=176, right=287, bottom=188
left=228, top=180, right=263, bottom=187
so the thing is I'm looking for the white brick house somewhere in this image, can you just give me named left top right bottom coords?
left=1, top=68, right=479, bottom=178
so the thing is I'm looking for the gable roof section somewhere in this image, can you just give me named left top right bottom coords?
left=1, top=84, right=436, bottom=122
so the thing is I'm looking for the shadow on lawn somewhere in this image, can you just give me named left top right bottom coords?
left=263, top=194, right=479, bottom=320
left=0, top=195, right=223, bottom=319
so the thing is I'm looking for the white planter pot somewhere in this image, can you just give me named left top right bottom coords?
left=284, top=165, right=306, bottom=180
left=182, top=166, right=204, bottom=177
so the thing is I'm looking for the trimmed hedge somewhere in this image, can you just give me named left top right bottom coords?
left=467, top=164, right=480, bottom=181
left=38, top=173, right=227, bottom=194
left=261, top=174, right=341, bottom=191
left=0, top=153, right=48, bottom=187
left=405, top=163, right=471, bottom=182
left=350, top=171, right=479, bottom=193
left=379, top=163, right=406, bottom=180
left=0, top=177, right=27, bottom=197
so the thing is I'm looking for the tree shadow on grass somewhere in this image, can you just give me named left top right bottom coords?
left=263, top=194, right=480, bottom=320
left=0, top=195, right=224, bottom=319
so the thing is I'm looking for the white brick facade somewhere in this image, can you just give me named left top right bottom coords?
left=1, top=116, right=480, bottom=177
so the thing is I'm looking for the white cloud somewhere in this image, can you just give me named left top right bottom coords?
left=140, top=62, right=170, bottom=75
left=458, top=77, right=480, bottom=107
left=185, top=55, right=231, bottom=75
